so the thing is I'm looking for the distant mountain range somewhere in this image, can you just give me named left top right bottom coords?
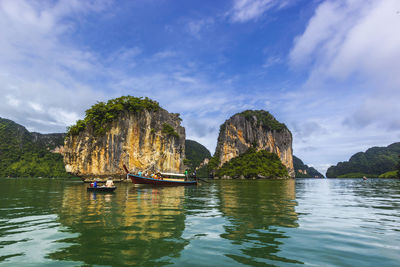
left=326, top=142, right=400, bottom=178
left=184, top=140, right=211, bottom=169
left=184, top=139, right=211, bottom=177
left=293, top=156, right=324, bottom=178
left=0, top=117, right=69, bottom=177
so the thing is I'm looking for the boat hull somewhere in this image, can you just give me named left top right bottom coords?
left=128, top=174, right=197, bottom=186
left=87, top=187, right=116, bottom=192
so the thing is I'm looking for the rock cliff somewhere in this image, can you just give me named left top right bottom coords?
left=63, top=96, right=185, bottom=178
left=214, top=110, right=294, bottom=177
left=31, top=132, right=65, bottom=151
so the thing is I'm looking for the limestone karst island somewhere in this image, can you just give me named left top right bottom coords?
left=63, top=96, right=295, bottom=180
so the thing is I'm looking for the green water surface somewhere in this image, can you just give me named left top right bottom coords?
left=0, top=178, right=399, bottom=266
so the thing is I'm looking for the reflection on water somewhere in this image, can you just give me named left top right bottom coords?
left=0, top=178, right=400, bottom=266
left=50, top=184, right=188, bottom=266
left=216, top=180, right=301, bottom=265
left=0, top=179, right=75, bottom=266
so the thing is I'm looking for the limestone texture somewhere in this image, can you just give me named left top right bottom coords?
left=215, top=111, right=294, bottom=177
left=64, top=110, right=185, bottom=178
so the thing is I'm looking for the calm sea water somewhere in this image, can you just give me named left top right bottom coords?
left=0, top=178, right=399, bottom=266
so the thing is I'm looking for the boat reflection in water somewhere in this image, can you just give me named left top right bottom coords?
left=215, top=179, right=301, bottom=265
left=45, top=179, right=300, bottom=266
left=48, top=183, right=188, bottom=266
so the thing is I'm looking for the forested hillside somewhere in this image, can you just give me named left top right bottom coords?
left=326, top=142, right=400, bottom=178
left=215, top=148, right=289, bottom=178
left=185, top=140, right=211, bottom=168
left=185, top=140, right=211, bottom=177
left=293, top=156, right=324, bottom=178
left=0, top=117, right=69, bottom=177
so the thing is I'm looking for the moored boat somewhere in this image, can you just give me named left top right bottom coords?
left=128, top=173, right=197, bottom=186
left=122, top=165, right=197, bottom=186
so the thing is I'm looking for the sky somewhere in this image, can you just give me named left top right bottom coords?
left=1, top=0, right=400, bottom=175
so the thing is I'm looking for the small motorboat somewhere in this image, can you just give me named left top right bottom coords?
left=87, top=186, right=116, bottom=192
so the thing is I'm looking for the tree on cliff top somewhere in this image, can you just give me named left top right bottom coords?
left=238, top=110, right=287, bottom=131
left=67, top=95, right=161, bottom=136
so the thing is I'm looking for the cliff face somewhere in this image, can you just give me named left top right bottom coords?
left=64, top=110, right=185, bottom=178
left=215, top=110, right=294, bottom=177
left=31, top=132, right=65, bottom=151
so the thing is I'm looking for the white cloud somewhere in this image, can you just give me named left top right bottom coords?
left=228, top=0, right=296, bottom=22
left=290, top=0, right=400, bottom=84
left=229, top=0, right=275, bottom=22
left=29, top=102, right=44, bottom=113
left=152, top=51, right=176, bottom=60
left=0, top=0, right=110, bottom=132
left=6, top=95, right=20, bottom=108
left=287, top=0, right=400, bottom=174
left=187, top=18, right=214, bottom=38
left=262, top=56, right=282, bottom=68
left=289, top=0, right=400, bottom=129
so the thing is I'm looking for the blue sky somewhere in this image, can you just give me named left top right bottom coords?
left=1, top=0, right=400, bottom=175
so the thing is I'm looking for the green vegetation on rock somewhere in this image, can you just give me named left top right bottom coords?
left=162, top=123, right=179, bottom=138
left=397, top=156, right=400, bottom=178
left=337, top=173, right=378, bottom=178
left=378, top=171, right=398, bottom=178
left=293, top=155, right=324, bottom=178
left=239, top=110, right=287, bottom=131
left=326, top=142, right=400, bottom=178
left=0, top=118, right=70, bottom=177
left=67, top=95, right=160, bottom=136
left=207, top=151, right=220, bottom=177
left=184, top=140, right=211, bottom=178
left=216, top=148, right=289, bottom=179
left=185, top=140, right=211, bottom=169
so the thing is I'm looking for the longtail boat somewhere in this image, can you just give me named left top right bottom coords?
left=128, top=174, right=197, bottom=186
left=123, top=165, right=197, bottom=186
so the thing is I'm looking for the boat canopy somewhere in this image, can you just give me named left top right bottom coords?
left=160, top=172, right=185, bottom=177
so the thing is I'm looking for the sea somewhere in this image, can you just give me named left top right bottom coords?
left=0, top=178, right=399, bottom=266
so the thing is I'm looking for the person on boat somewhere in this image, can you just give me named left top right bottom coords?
left=105, top=179, right=114, bottom=187
left=184, top=170, right=188, bottom=181
left=93, top=180, right=98, bottom=188
left=138, top=171, right=142, bottom=177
